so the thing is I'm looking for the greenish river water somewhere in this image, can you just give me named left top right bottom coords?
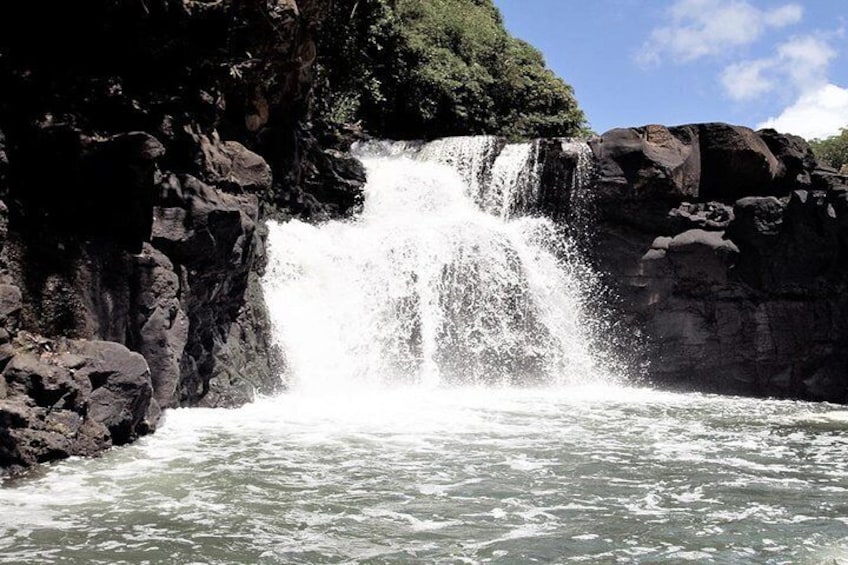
left=2, top=385, right=848, bottom=564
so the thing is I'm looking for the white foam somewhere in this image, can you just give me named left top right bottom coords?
left=262, top=148, right=602, bottom=392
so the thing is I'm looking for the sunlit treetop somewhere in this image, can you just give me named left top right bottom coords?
left=314, top=0, right=588, bottom=140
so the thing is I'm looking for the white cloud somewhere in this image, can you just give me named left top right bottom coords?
left=720, top=60, right=775, bottom=100
left=719, top=36, right=834, bottom=100
left=763, top=4, right=803, bottom=27
left=719, top=35, right=845, bottom=138
left=758, top=83, right=848, bottom=139
left=636, top=0, right=802, bottom=66
left=634, top=0, right=846, bottom=138
left=776, top=36, right=835, bottom=87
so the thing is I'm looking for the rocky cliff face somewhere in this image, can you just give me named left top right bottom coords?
left=585, top=123, right=848, bottom=402
left=0, top=0, right=364, bottom=472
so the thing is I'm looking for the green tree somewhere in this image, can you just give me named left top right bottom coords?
left=314, top=0, right=587, bottom=140
left=809, top=127, right=848, bottom=171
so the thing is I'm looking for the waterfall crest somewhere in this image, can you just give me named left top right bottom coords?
left=262, top=137, right=602, bottom=391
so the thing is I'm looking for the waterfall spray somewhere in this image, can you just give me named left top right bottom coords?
left=262, top=137, right=601, bottom=391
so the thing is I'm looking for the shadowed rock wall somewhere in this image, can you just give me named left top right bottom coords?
left=0, top=0, right=365, bottom=472
left=585, top=123, right=848, bottom=402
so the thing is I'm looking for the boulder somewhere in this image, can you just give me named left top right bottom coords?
left=192, top=129, right=273, bottom=195
left=3, top=352, right=90, bottom=411
left=0, top=337, right=156, bottom=469
left=69, top=340, right=155, bottom=445
left=589, top=124, right=700, bottom=201
left=667, top=229, right=739, bottom=275
left=758, top=128, right=817, bottom=191
left=0, top=400, right=112, bottom=469
left=697, top=123, right=781, bottom=200
left=130, top=244, right=189, bottom=408
left=668, top=201, right=735, bottom=231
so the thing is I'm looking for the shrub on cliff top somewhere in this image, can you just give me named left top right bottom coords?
left=315, top=0, right=588, bottom=140
left=809, top=127, right=848, bottom=172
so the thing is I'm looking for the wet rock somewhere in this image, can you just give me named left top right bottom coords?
left=299, top=148, right=366, bottom=218
left=150, top=171, right=279, bottom=406
left=803, top=361, right=848, bottom=402
left=69, top=340, right=154, bottom=445
left=130, top=244, right=188, bottom=408
left=0, top=336, right=155, bottom=470
left=3, top=352, right=90, bottom=411
left=668, top=201, right=735, bottom=231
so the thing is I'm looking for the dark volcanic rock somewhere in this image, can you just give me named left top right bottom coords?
left=8, top=126, right=164, bottom=252
left=151, top=171, right=281, bottom=406
left=758, top=128, right=818, bottom=191
left=668, top=201, right=735, bottom=231
left=4, top=352, right=90, bottom=411
left=0, top=284, right=22, bottom=335
left=70, top=340, right=155, bottom=444
left=586, top=122, right=848, bottom=403
left=589, top=124, right=700, bottom=201
left=192, top=130, right=273, bottom=196
left=0, top=336, right=154, bottom=470
left=0, top=0, right=367, bottom=471
left=130, top=244, right=188, bottom=408
left=697, top=123, right=780, bottom=200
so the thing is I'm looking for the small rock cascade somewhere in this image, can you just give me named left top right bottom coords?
left=559, top=139, right=597, bottom=236
left=417, top=136, right=503, bottom=202
left=359, top=136, right=595, bottom=224
left=484, top=141, right=540, bottom=219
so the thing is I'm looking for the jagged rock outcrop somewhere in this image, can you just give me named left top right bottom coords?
left=0, top=335, right=155, bottom=472
left=0, top=0, right=365, bottom=471
left=586, top=123, right=848, bottom=402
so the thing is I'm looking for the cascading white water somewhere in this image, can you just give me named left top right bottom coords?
left=261, top=137, right=601, bottom=392
left=561, top=139, right=597, bottom=235
left=483, top=142, right=540, bottom=219
left=386, top=136, right=542, bottom=219
left=416, top=136, right=501, bottom=202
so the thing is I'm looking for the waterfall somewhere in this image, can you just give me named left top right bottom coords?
left=262, top=137, right=601, bottom=392
left=560, top=139, right=596, bottom=237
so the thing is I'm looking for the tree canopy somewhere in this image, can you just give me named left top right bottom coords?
left=314, top=0, right=588, bottom=140
left=809, top=128, right=848, bottom=172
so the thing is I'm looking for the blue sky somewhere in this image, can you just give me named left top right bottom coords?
left=493, top=0, right=848, bottom=139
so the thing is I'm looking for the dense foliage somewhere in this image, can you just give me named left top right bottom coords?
left=809, top=128, right=848, bottom=171
left=314, top=0, right=588, bottom=140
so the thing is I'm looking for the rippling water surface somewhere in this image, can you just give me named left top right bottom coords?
left=2, top=385, right=848, bottom=564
